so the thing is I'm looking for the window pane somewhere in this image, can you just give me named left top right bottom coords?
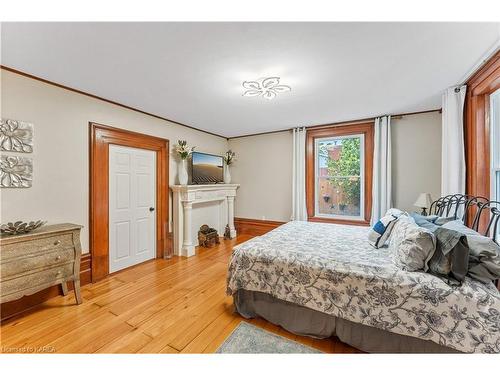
left=317, top=137, right=361, bottom=177
left=316, top=134, right=363, bottom=219
left=317, top=177, right=361, bottom=217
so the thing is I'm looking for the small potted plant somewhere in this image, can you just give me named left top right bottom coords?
left=222, top=150, right=236, bottom=183
left=174, top=140, right=195, bottom=185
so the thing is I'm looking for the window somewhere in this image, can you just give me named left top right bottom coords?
left=315, top=135, right=364, bottom=219
left=306, top=123, right=374, bottom=225
left=491, top=89, right=500, bottom=202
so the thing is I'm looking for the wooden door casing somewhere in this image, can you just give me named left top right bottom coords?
left=89, top=122, right=169, bottom=282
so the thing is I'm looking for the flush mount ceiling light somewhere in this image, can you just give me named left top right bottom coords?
left=242, top=77, right=291, bottom=100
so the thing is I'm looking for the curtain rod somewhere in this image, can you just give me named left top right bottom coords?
left=297, top=108, right=441, bottom=131
left=228, top=108, right=441, bottom=139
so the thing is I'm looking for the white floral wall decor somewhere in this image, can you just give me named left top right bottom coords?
left=0, top=118, right=34, bottom=153
left=0, top=155, right=33, bottom=188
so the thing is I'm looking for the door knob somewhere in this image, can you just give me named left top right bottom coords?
left=149, top=207, right=155, bottom=212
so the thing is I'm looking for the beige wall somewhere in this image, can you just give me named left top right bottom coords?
left=229, top=112, right=442, bottom=221
left=0, top=69, right=442, bottom=251
left=229, top=131, right=293, bottom=222
left=391, top=112, right=442, bottom=211
left=0, top=71, right=228, bottom=252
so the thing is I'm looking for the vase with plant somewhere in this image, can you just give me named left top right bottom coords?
left=222, top=150, right=236, bottom=184
left=174, top=140, right=194, bottom=185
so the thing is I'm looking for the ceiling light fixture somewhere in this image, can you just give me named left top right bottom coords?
left=242, top=77, right=291, bottom=100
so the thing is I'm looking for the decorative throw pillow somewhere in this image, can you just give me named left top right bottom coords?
left=368, top=214, right=398, bottom=248
left=385, top=208, right=404, bottom=218
left=389, top=215, right=436, bottom=272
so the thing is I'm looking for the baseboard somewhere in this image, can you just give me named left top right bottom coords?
left=1, top=253, right=92, bottom=321
left=234, top=217, right=286, bottom=237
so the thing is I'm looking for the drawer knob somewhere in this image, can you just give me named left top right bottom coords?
left=55, top=255, right=61, bottom=261
left=53, top=240, right=61, bottom=246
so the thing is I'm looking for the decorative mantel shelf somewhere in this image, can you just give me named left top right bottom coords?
left=170, top=184, right=240, bottom=257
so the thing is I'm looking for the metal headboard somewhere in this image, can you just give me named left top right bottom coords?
left=429, top=194, right=500, bottom=288
left=429, top=194, right=500, bottom=243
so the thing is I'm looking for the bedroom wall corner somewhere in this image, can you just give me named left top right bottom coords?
left=229, top=131, right=293, bottom=222
left=391, top=112, right=442, bottom=211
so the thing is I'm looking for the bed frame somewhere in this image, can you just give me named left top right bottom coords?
left=429, top=194, right=500, bottom=243
left=232, top=194, right=500, bottom=353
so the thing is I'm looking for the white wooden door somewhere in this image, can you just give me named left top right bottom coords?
left=109, top=145, right=156, bottom=273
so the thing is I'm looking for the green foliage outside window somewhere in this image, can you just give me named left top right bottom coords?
left=320, top=137, right=361, bottom=207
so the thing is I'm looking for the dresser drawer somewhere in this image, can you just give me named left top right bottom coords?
left=0, top=233, right=74, bottom=260
left=1, top=263, right=74, bottom=299
left=1, top=247, right=76, bottom=279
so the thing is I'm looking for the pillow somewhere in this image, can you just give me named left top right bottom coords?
left=368, top=214, right=398, bottom=248
left=410, top=212, right=456, bottom=226
left=425, top=214, right=440, bottom=223
left=410, top=212, right=439, bottom=232
left=385, top=208, right=404, bottom=217
left=389, top=215, right=436, bottom=272
left=410, top=212, right=439, bottom=223
left=410, top=212, right=458, bottom=233
left=434, top=216, right=457, bottom=225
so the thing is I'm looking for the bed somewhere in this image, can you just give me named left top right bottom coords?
left=226, top=195, right=500, bottom=353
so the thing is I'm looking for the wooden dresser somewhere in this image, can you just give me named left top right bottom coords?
left=0, top=223, right=83, bottom=305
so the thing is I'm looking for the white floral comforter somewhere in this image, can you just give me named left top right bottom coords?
left=226, top=221, right=500, bottom=353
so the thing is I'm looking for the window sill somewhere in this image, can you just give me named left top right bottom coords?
left=308, top=216, right=371, bottom=226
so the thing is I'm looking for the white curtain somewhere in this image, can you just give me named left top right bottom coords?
left=441, top=85, right=466, bottom=196
left=292, top=127, right=307, bottom=221
left=371, top=116, right=392, bottom=224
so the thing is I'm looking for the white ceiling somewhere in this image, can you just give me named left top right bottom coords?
left=1, top=22, right=499, bottom=138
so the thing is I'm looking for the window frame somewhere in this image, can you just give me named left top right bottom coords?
left=306, top=122, right=374, bottom=226
left=490, top=89, right=500, bottom=202
left=465, top=50, right=500, bottom=231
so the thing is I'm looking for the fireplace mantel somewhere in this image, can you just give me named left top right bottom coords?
left=170, top=184, right=240, bottom=257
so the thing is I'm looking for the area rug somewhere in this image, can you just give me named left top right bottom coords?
left=216, top=322, right=321, bottom=353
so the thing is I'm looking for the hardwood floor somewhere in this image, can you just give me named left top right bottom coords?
left=0, top=235, right=361, bottom=354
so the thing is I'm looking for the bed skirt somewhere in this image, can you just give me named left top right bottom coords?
left=233, top=289, right=459, bottom=353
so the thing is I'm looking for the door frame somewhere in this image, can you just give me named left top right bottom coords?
left=89, top=122, right=169, bottom=282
